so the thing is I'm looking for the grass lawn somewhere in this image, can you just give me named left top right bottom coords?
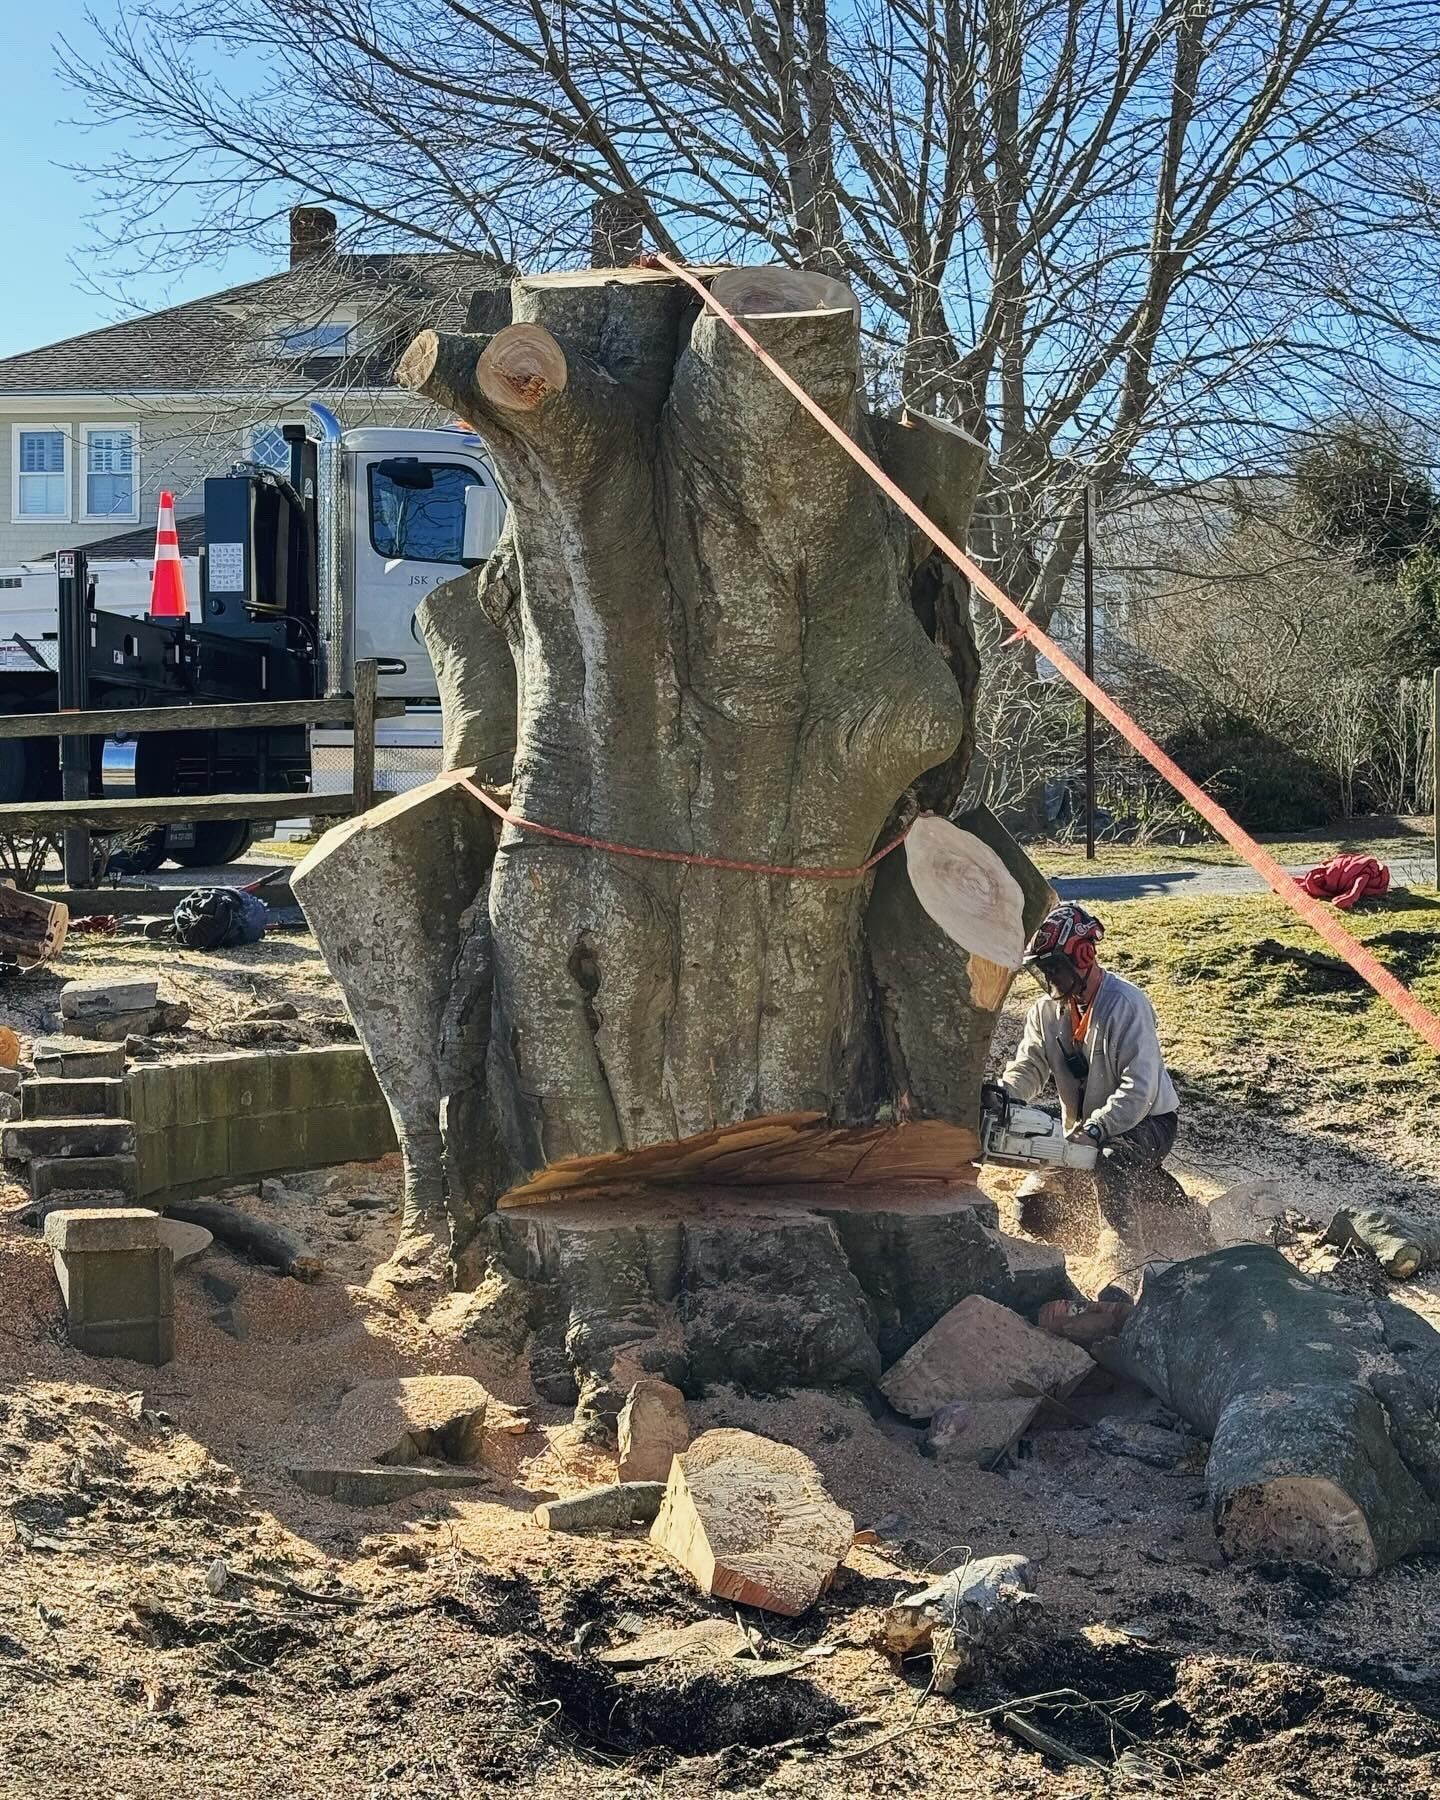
left=1098, top=889, right=1440, bottom=1138
left=1031, top=814, right=1434, bottom=876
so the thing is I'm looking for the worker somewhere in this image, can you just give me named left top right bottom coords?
left=985, top=902, right=1181, bottom=1232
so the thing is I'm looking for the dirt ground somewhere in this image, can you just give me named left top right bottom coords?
left=3, top=921, right=1440, bottom=1797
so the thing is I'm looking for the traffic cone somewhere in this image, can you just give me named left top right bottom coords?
left=149, top=490, right=189, bottom=618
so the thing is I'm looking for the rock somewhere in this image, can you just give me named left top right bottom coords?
left=617, top=1379, right=691, bottom=1483
left=926, top=1397, right=1040, bottom=1468
left=1090, top=1416, right=1190, bottom=1468
left=246, top=1002, right=299, bottom=1021
left=348, top=1192, right=390, bottom=1212
left=0, top=1068, right=20, bottom=1096
left=879, top=1554, right=1040, bottom=1693
left=649, top=1429, right=854, bottom=1617
left=60, top=977, right=158, bottom=1021
left=289, top=1465, right=487, bottom=1505
left=67, top=1002, right=188, bottom=1043
left=532, top=1482, right=668, bottom=1531
left=258, top=1178, right=292, bottom=1205
left=0, top=1092, right=17, bottom=1122
left=31, top=1041, right=126, bottom=1078
left=0, top=1026, right=18, bottom=1069
left=880, top=1293, right=1094, bottom=1421
left=333, top=1374, right=491, bottom=1466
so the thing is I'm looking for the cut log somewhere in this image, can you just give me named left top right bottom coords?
left=1101, top=1245, right=1440, bottom=1573
left=649, top=1429, right=854, bottom=1615
left=532, top=1482, right=667, bottom=1531
left=0, top=884, right=67, bottom=966
left=1323, top=1204, right=1440, bottom=1280
left=161, top=1201, right=320, bottom=1282
left=617, top=1379, right=690, bottom=1483
left=880, top=1293, right=1094, bottom=1421
left=878, top=1554, right=1040, bottom=1692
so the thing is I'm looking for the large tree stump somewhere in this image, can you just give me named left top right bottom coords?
left=298, top=266, right=1046, bottom=1317
left=1103, top=1246, right=1440, bottom=1574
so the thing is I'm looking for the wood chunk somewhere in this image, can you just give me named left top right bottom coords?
left=532, top=1482, right=667, bottom=1531
left=1324, top=1204, right=1440, bottom=1280
left=649, top=1429, right=854, bottom=1617
left=334, top=1375, right=491, bottom=1467
left=597, top=1618, right=755, bottom=1668
left=880, top=1294, right=1094, bottom=1421
left=904, top=817, right=1025, bottom=971
left=0, top=885, right=67, bottom=967
left=926, top=1398, right=1040, bottom=1468
left=618, top=1379, right=690, bottom=1483
left=289, top=1464, right=486, bottom=1506
left=879, top=1554, right=1039, bottom=1692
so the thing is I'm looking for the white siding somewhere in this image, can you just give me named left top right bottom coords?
left=0, top=390, right=430, bottom=565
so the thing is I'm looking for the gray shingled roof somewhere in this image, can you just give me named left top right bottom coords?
left=0, top=254, right=499, bottom=395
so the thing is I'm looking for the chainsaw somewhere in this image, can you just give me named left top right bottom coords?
left=979, top=1088, right=1098, bottom=1172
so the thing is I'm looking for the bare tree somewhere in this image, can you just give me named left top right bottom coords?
left=62, top=0, right=1440, bottom=630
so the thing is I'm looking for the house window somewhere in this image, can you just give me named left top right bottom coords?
left=83, top=425, right=137, bottom=521
left=248, top=424, right=292, bottom=474
left=278, top=321, right=351, bottom=358
left=14, top=426, right=68, bottom=520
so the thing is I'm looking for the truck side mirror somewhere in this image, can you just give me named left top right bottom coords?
left=462, top=483, right=492, bottom=566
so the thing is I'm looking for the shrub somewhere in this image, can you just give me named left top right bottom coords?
left=1163, top=714, right=1341, bottom=832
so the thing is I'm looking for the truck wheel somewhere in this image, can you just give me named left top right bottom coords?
left=169, top=821, right=256, bottom=867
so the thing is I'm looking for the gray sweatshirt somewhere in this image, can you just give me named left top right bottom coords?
left=1000, top=971, right=1179, bottom=1141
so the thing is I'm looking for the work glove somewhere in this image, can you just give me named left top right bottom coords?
left=980, top=1082, right=1012, bottom=1121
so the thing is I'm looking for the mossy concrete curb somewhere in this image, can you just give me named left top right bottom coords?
left=126, top=1046, right=397, bottom=1199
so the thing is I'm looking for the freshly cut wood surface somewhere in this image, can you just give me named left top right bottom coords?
left=0, top=885, right=67, bottom=966
left=476, top=323, right=569, bottom=411
left=880, top=1293, right=1093, bottom=1420
left=498, top=1112, right=979, bottom=1204
left=709, top=266, right=860, bottom=319
left=649, top=1429, right=855, bottom=1616
left=905, top=816, right=1026, bottom=969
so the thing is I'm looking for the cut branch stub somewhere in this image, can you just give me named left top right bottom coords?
left=313, top=263, right=1052, bottom=1234
left=476, top=324, right=568, bottom=412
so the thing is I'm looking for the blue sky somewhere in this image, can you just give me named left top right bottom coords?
left=0, top=4, right=268, bottom=359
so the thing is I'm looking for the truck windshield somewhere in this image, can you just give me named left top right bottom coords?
left=368, top=461, right=487, bottom=564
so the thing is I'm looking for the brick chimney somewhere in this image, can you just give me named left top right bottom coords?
left=290, top=206, right=338, bottom=267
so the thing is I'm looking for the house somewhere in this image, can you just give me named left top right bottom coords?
left=0, top=208, right=501, bottom=564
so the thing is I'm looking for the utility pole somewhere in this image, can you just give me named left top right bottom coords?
left=1083, top=484, right=1097, bottom=861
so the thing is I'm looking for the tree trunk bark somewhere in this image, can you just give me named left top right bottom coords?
left=1101, top=1245, right=1440, bottom=1574
left=299, top=265, right=1047, bottom=1259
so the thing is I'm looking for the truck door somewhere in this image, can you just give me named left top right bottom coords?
left=351, top=450, right=505, bottom=698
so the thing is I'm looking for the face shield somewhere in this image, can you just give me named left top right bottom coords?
left=1026, top=949, right=1084, bottom=998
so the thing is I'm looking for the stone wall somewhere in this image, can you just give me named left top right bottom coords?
left=126, top=1046, right=397, bottom=1199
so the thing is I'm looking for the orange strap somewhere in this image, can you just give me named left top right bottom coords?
left=653, top=251, right=1440, bottom=1058
left=461, top=777, right=908, bottom=881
